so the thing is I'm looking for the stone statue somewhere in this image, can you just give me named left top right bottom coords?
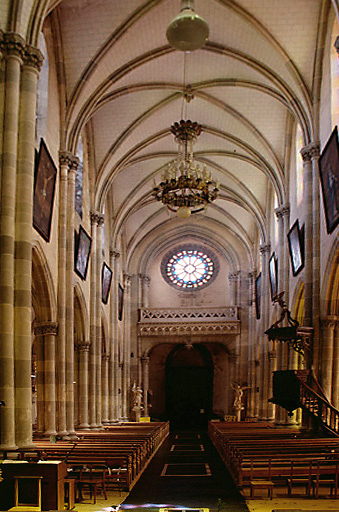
left=131, top=382, right=143, bottom=421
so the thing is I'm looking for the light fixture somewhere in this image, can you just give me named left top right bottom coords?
left=166, top=0, right=209, bottom=52
left=153, top=119, right=219, bottom=218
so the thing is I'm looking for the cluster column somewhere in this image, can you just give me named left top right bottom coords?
left=109, top=249, right=120, bottom=422
left=76, top=341, right=90, bottom=429
left=259, top=243, right=270, bottom=420
left=300, top=146, right=313, bottom=329
left=141, top=357, right=150, bottom=416
left=121, top=273, right=132, bottom=420
left=0, top=32, right=25, bottom=450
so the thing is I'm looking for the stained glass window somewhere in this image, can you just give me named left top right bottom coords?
left=165, top=249, right=214, bottom=289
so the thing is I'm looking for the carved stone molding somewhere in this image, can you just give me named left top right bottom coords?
left=90, top=211, right=104, bottom=226
left=320, top=317, right=339, bottom=330
left=75, top=340, right=91, bottom=352
left=110, top=249, right=120, bottom=260
left=139, top=307, right=238, bottom=322
left=1, top=32, right=25, bottom=59
left=300, top=142, right=320, bottom=163
left=275, top=203, right=290, bottom=219
left=259, top=243, right=271, bottom=255
left=59, top=151, right=78, bottom=170
left=23, top=44, right=43, bottom=71
left=138, top=322, right=240, bottom=337
left=34, top=322, right=58, bottom=336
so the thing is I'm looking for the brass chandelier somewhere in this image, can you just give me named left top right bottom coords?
left=152, top=119, right=219, bottom=218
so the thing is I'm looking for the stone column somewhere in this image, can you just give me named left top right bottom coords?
left=310, top=143, right=321, bottom=375
left=66, top=156, right=78, bottom=438
left=138, top=274, right=151, bottom=308
left=33, top=327, right=45, bottom=436
left=0, top=32, right=25, bottom=450
left=267, top=350, right=276, bottom=420
left=246, top=271, right=257, bottom=419
left=274, top=204, right=290, bottom=424
left=95, top=214, right=104, bottom=427
left=15, top=44, right=43, bottom=448
left=89, top=212, right=97, bottom=428
left=332, top=322, right=339, bottom=409
left=300, top=147, right=313, bottom=328
left=121, top=273, right=132, bottom=420
left=141, top=357, right=150, bottom=416
left=228, top=272, right=238, bottom=306
left=320, top=317, right=337, bottom=400
left=76, top=341, right=90, bottom=429
left=101, top=353, right=110, bottom=424
left=40, top=323, right=58, bottom=437
left=259, top=243, right=270, bottom=420
left=109, top=249, right=120, bottom=422
left=57, top=152, right=72, bottom=437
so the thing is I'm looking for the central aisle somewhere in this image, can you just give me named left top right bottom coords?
left=121, top=431, right=249, bottom=512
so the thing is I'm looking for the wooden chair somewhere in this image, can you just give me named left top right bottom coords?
left=311, top=461, right=339, bottom=498
left=77, top=464, right=107, bottom=504
left=249, top=458, right=274, bottom=499
left=286, top=460, right=312, bottom=497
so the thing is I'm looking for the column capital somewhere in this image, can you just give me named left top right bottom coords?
left=334, top=35, right=339, bottom=55
left=275, top=203, right=290, bottom=219
left=300, top=142, right=320, bottom=162
left=59, top=151, right=78, bottom=169
left=228, top=271, right=239, bottom=283
left=268, top=350, right=277, bottom=360
left=110, top=248, right=120, bottom=259
left=75, top=340, right=91, bottom=352
left=124, top=272, right=132, bottom=288
left=140, top=356, right=150, bottom=365
left=23, top=44, right=44, bottom=71
left=320, top=316, right=339, bottom=330
left=138, top=273, right=151, bottom=284
left=90, top=211, right=104, bottom=226
left=34, top=321, right=58, bottom=336
left=259, top=243, right=271, bottom=255
left=102, top=353, right=110, bottom=362
left=1, top=32, right=25, bottom=59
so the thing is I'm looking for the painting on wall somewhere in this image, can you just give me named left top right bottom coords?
left=102, top=262, right=112, bottom=304
left=33, top=139, right=57, bottom=242
left=287, top=219, right=304, bottom=276
left=255, top=272, right=262, bottom=320
left=319, top=126, right=339, bottom=234
left=269, top=252, right=278, bottom=301
left=74, top=226, right=92, bottom=280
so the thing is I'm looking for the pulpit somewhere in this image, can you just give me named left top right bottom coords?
left=0, top=460, right=67, bottom=511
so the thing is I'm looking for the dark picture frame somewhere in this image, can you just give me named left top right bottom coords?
left=319, top=126, right=339, bottom=234
left=33, top=139, right=57, bottom=242
left=287, top=219, right=305, bottom=276
left=255, top=272, right=262, bottom=320
left=118, top=283, right=124, bottom=321
left=102, top=262, right=112, bottom=304
left=269, top=252, right=278, bottom=301
left=74, top=226, right=92, bottom=280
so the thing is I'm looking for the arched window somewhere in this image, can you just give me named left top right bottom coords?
left=331, top=19, right=339, bottom=129
left=295, top=124, right=304, bottom=207
left=75, top=136, right=83, bottom=218
left=36, top=33, right=49, bottom=143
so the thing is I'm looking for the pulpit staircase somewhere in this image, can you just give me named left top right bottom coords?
left=270, top=370, right=339, bottom=437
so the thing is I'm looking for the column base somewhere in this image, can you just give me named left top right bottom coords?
left=42, top=430, right=57, bottom=438
left=0, top=444, right=18, bottom=452
left=119, top=417, right=129, bottom=422
left=78, top=424, right=90, bottom=430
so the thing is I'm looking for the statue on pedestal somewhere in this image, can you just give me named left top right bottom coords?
left=232, top=383, right=250, bottom=421
left=132, top=382, right=143, bottom=422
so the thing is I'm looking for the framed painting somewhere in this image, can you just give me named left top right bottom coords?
left=33, top=139, right=57, bottom=242
left=319, top=126, right=339, bottom=234
left=74, top=226, right=92, bottom=280
left=118, top=283, right=124, bottom=321
left=102, top=262, right=112, bottom=304
left=255, top=272, right=262, bottom=320
left=269, top=252, right=278, bottom=301
left=287, top=219, right=304, bottom=276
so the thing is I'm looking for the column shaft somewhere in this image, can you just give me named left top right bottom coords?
left=0, top=34, right=24, bottom=450
left=77, top=341, right=90, bottom=429
left=300, top=148, right=313, bottom=327
left=89, top=213, right=97, bottom=427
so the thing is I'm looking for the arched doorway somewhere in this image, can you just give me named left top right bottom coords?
left=165, top=343, right=213, bottom=430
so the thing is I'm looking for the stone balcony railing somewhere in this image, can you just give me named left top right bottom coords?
left=138, top=307, right=240, bottom=337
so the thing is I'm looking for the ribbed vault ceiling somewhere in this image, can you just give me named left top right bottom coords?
left=51, top=0, right=328, bottom=270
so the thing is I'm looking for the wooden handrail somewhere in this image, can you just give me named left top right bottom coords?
left=298, top=378, right=339, bottom=437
